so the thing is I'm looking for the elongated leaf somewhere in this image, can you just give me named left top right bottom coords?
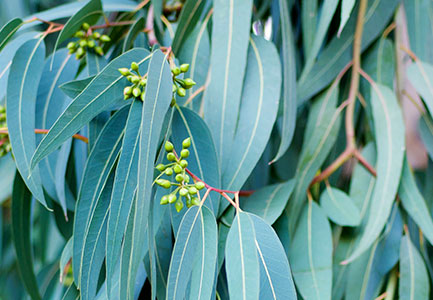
left=320, top=186, right=361, bottom=227
left=0, top=18, right=23, bottom=51
left=172, top=106, right=220, bottom=214
left=59, top=76, right=95, bottom=99
left=72, top=107, right=128, bottom=285
left=106, top=100, right=142, bottom=294
left=122, top=17, right=145, bottom=53
left=120, top=50, right=172, bottom=300
left=399, top=234, right=430, bottom=300
left=301, top=0, right=317, bottom=58
left=60, top=238, right=72, bottom=283
left=62, top=284, right=79, bottom=300
left=6, top=38, right=47, bottom=207
left=204, top=0, right=253, bottom=171
left=407, top=61, right=433, bottom=117
left=338, top=0, right=355, bottom=36
left=11, top=173, right=42, bottom=300
left=290, top=200, right=332, bottom=300
left=419, top=115, right=433, bottom=160
left=241, top=179, right=294, bottom=225
left=224, top=36, right=281, bottom=190
left=225, top=211, right=260, bottom=300
left=249, top=213, right=297, bottom=300
left=344, top=84, right=405, bottom=263
left=171, top=0, right=206, bottom=54
left=31, top=48, right=151, bottom=169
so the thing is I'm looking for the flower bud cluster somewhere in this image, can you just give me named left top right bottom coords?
left=118, top=62, right=148, bottom=101
left=0, top=105, right=11, bottom=157
left=67, top=23, right=111, bottom=59
left=170, top=63, right=196, bottom=106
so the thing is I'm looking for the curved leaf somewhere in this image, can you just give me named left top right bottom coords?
left=338, top=0, right=355, bottom=36
left=0, top=154, right=16, bottom=204
left=419, top=115, right=433, bottom=160
left=122, top=17, right=145, bottom=53
left=320, top=186, right=361, bottom=227
left=59, top=75, right=95, bottom=99
left=407, top=60, right=433, bottom=118
left=0, top=17, right=23, bottom=51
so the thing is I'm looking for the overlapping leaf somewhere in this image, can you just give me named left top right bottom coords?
left=320, top=186, right=361, bottom=227
left=0, top=18, right=23, bottom=51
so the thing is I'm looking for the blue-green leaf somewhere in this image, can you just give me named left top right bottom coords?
left=0, top=18, right=23, bottom=51
left=241, top=179, right=294, bottom=225
left=31, top=48, right=151, bottom=169
left=122, top=17, right=145, bottom=53
left=204, top=0, right=253, bottom=171
left=301, top=0, right=317, bottom=58
left=60, top=238, right=72, bottom=283
left=338, top=0, right=355, bottom=36
left=11, top=172, right=42, bottom=300
left=407, top=60, right=433, bottom=118
left=225, top=211, right=260, bottom=300
left=344, top=84, right=405, bottom=263
left=59, top=76, right=95, bottom=99
left=0, top=154, right=16, bottom=204
left=320, top=186, right=361, bottom=227
left=419, top=114, right=433, bottom=160
left=6, top=38, right=47, bottom=207
left=399, top=234, right=430, bottom=300
left=289, top=200, right=332, bottom=300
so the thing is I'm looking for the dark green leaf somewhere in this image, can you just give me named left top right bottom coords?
left=0, top=18, right=23, bottom=51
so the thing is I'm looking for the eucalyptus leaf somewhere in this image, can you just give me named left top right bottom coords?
left=320, top=186, right=361, bottom=227
left=0, top=17, right=23, bottom=51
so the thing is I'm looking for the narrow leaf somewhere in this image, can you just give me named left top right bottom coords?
left=0, top=17, right=23, bottom=51
left=407, top=60, right=433, bottom=118
left=320, top=186, right=361, bottom=227
left=338, top=0, right=356, bottom=36
left=59, top=75, right=95, bottom=99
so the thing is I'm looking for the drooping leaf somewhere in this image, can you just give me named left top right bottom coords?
left=419, top=114, right=433, bottom=160
left=320, top=186, right=361, bottom=227
left=122, top=17, right=145, bottom=53
left=59, top=75, right=95, bottom=99
left=204, top=0, right=253, bottom=171
left=31, top=48, right=151, bottom=169
left=0, top=17, right=23, bottom=51
left=6, top=38, right=47, bottom=207
left=241, top=179, right=294, bottom=225
left=338, top=0, right=356, bottom=36
left=407, top=60, right=433, bottom=118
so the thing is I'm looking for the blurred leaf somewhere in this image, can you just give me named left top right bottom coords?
left=399, top=234, right=430, bottom=300
left=0, top=17, right=23, bottom=51
left=289, top=200, right=332, bottom=300
left=122, top=17, right=145, bottom=53
left=419, top=114, right=433, bottom=160
left=407, top=60, right=433, bottom=117
left=338, top=0, right=355, bottom=36
left=6, top=38, right=47, bottom=207
left=11, top=172, right=42, bottom=300
left=223, top=36, right=281, bottom=191
left=0, top=154, right=16, bottom=203
left=31, top=48, right=151, bottom=169
left=241, top=179, right=294, bottom=225
left=62, top=284, right=79, bottom=300
left=301, top=0, right=317, bottom=58
left=59, top=238, right=72, bottom=283
left=320, top=186, right=361, bottom=227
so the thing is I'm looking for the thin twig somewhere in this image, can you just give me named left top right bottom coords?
left=0, top=128, right=88, bottom=143
left=184, top=85, right=206, bottom=106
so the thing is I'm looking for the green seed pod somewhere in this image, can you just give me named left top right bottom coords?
left=131, top=62, right=139, bottom=71
left=167, top=152, right=176, bottom=161
left=5, top=144, right=11, bottom=153
left=124, top=93, right=131, bottom=100
left=179, top=160, right=188, bottom=168
left=124, top=86, right=133, bottom=97
left=179, top=188, right=188, bottom=197
left=79, top=40, right=87, bottom=48
left=67, top=42, right=76, bottom=50
left=188, top=187, right=198, bottom=195
left=162, top=180, right=171, bottom=189
left=168, top=194, right=177, bottom=203
left=92, top=32, right=101, bottom=39
left=127, top=75, right=133, bottom=82
left=95, top=46, right=104, bottom=56
left=180, top=149, right=189, bottom=158
left=175, top=174, right=184, bottom=182
left=0, top=106, right=5, bottom=113
left=75, top=48, right=85, bottom=59
left=180, top=63, right=189, bottom=73
left=82, top=22, right=90, bottom=30
left=184, top=174, right=190, bottom=183
left=195, top=181, right=205, bottom=190
left=156, top=179, right=165, bottom=187
left=100, top=35, right=111, bottom=42
left=165, top=168, right=173, bottom=176
left=87, top=40, right=95, bottom=48
left=170, top=97, right=176, bottom=107
left=160, top=195, right=169, bottom=205
left=186, top=197, right=192, bottom=208
left=139, top=78, right=147, bottom=86
left=74, top=30, right=85, bottom=38
left=177, top=87, right=186, bottom=97
left=183, top=78, right=196, bottom=89
left=165, top=141, right=174, bottom=152
left=172, top=84, right=177, bottom=93
left=131, top=76, right=140, bottom=84
left=155, top=163, right=166, bottom=172
left=119, top=68, right=131, bottom=76
left=132, top=87, right=141, bottom=98
left=182, top=137, right=191, bottom=148
left=174, top=164, right=183, bottom=174
left=175, top=200, right=184, bottom=212
left=191, top=197, right=200, bottom=206
left=140, top=91, right=146, bottom=101
left=172, top=67, right=181, bottom=76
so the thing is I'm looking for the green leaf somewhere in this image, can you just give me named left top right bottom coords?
left=320, top=186, right=361, bottom=227
left=31, top=48, right=151, bottom=169
left=407, top=60, right=433, bottom=118
left=225, top=211, right=260, bottom=300
left=344, top=84, right=405, bottom=263
left=419, top=114, right=433, bottom=160
left=120, top=50, right=172, bottom=300
left=6, top=38, right=47, bottom=207
left=62, top=284, right=79, bottom=300
left=0, top=154, right=16, bottom=204
left=289, top=200, right=332, bottom=300
left=72, top=107, right=128, bottom=285
left=301, top=0, right=317, bottom=58
left=204, top=0, right=253, bottom=171
left=86, top=52, right=107, bottom=76
left=241, top=179, right=294, bottom=225
left=223, top=36, right=281, bottom=191
left=249, top=213, right=297, bottom=300
left=122, top=17, right=145, bottom=53
left=11, top=172, right=42, bottom=300
left=271, top=0, right=297, bottom=163
left=171, top=0, right=206, bottom=54
left=106, top=100, right=142, bottom=293
left=399, top=158, right=433, bottom=246
left=59, top=75, right=95, bottom=99
left=172, top=106, right=220, bottom=214
left=59, top=238, right=72, bottom=283
left=399, top=234, right=430, bottom=300
left=338, top=0, right=355, bottom=36
left=0, top=17, right=23, bottom=51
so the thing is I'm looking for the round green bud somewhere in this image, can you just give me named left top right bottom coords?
left=156, top=179, right=165, bottom=186
left=82, top=23, right=90, bottom=30
left=140, top=91, right=146, bottom=101
left=119, top=68, right=131, bottom=76
left=87, top=40, right=95, bottom=48
left=174, top=164, right=183, bottom=174
left=5, top=144, right=11, bottom=153
left=0, top=106, right=5, bottom=113
left=179, top=160, right=188, bottom=168
left=76, top=47, right=85, bottom=59
left=92, top=32, right=101, bottom=39
left=167, top=152, right=176, bottom=161
left=180, top=63, right=189, bottom=73
left=180, top=149, right=189, bottom=158
left=195, top=181, right=205, bottom=190
left=172, top=84, right=177, bottom=93
left=183, top=78, right=196, bottom=89
left=186, top=197, right=192, bottom=208
left=95, top=46, right=104, bottom=56
left=175, top=200, right=184, bottom=212
left=165, top=141, right=174, bottom=152
left=156, top=179, right=171, bottom=189
left=182, top=137, right=191, bottom=148
left=175, top=174, right=184, bottom=182
left=168, top=194, right=177, bottom=203
left=100, top=35, right=111, bottom=43
left=179, top=188, right=188, bottom=197
left=160, top=195, right=169, bottom=205
left=177, top=87, right=186, bottom=97
left=170, top=97, right=176, bottom=107
left=184, top=174, right=190, bottom=183
left=191, top=197, right=200, bottom=206
left=155, top=163, right=166, bottom=172
left=172, top=67, right=181, bottom=76
left=131, top=76, right=140, bottom=84
left=124, top=93, right=131, bottom=100
left=67, top=42, right=76, bottom=50
left=132, top=87, right=142, bottom=98
left=124, top=86, right=132, bottom=96
left=188, top=187, right=198, bottom=195
left=131, top=62, right=139, bottom=71
left=127, top=75, right=133, bottom=82
left=165, top=168, right=173, bottom=176
left=140, top=78, right=147, bottom=86
left=79, top=40, right=88, bottom=48
left=74, top=31, right=85, bottom=38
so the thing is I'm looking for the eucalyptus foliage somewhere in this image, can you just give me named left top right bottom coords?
left=1, top=0, right=433, bottom=299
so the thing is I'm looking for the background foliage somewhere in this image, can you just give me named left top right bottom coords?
left=1, top=0, right=433, bottom=299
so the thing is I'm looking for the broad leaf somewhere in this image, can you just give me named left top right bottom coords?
left=320, top=186, right=361, bottom=227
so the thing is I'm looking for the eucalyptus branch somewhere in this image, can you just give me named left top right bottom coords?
left=0, top=127, right=88, bottom=143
